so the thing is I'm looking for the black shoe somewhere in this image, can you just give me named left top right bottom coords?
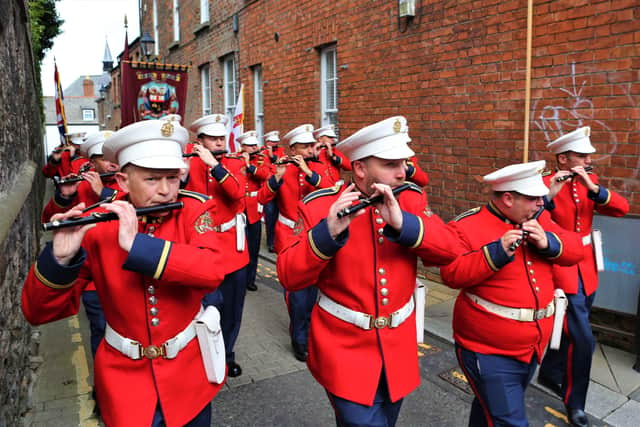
left=537, top=374, right=563, bottom=397
left=227, top=361, right=242, bottom=377
left=247, top=282, right=258, bottom=291
left=565, top=406, right=590, bottom=427
left=292, top=341, right=308, bottom=362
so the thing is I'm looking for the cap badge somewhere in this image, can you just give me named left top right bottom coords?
left=104, top=131, right=113, bottom=138
left=306, top=125, right=312, bottom=132
left=215, top=115, right=221, bottom=122
left=584, top=127, right=590, bottom=136
left=161, top=121, right=174, bottom=137
left=393, top=119, right=402, bottom=133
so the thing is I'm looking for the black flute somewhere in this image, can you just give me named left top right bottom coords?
left=275, top=157, right=320, bottom=165
left=336, top=183, right=412, bottom=219
left=508, top=207, right=544, bottom=251
left=555, top=165, right=593, bottom=182
left=53, top=172, right=117, bottom=185
left=182, top=149, right=228, bottom=158
left=42, top=202, right=184, bottom=231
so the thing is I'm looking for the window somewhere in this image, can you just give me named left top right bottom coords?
left=82, top=109, right=95, bottom=121
left=200, top=0, right=209, bottom=24
left=153, top=0, right=160, bottom=55
left=223, top=56, right=237, bottom=119
left=253, top=65, right=263, bottom=140
left=173, top=0, right=180, bottom=42
left=201, top=64, right=211, bottom=115
left=320, top=45, right=338, bottom=127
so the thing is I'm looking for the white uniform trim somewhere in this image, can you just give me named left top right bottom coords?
left=465, top=292, right=554, bottom=322
left=317, top=291, right=414, bottom=330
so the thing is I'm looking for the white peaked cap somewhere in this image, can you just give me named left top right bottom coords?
left=237, top=130, right=259, bottom=146
left=264, top=131, right=280, bottom=142
left=189, top=114, right=229, bottom=137
left=103, top=116, right=188, bottom=169
left=313, top=124, right=337, bottom=139
left=547, top=126, right=596, bottom=154
left=283, top=124, right=316, bottom=146
left=79, top=130, right=114, bottom=158
left=337, top=116, right=414, bottom=161
left=483, top=160, right=549, bottom=197
left=65, top=132, right=86, bottom=145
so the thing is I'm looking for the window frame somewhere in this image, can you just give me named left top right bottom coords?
left=320, top=45, right=338, bottom=127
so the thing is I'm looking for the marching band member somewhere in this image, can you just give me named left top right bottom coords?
left=313, top=124, right=351, bottom=184
left=261, top=130, right=284, bottom=252
left=441, top=161, right=584, bottom=427
left=184, top=113, right=249, bottom=378
left=538, top=127, right=629, bottom=427
left=22, top=116, right=228, bottom=426
left=277, top=116, right=459, bottom=426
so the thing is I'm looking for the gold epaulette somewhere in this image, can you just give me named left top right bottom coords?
left=178, top=189, right=210, bottom=203
left=453, top=206, right=481, bottom=222
left=302, top=183, right=343, bottom=204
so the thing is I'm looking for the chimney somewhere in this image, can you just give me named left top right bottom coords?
left=83, top=76, right=94, bottom=97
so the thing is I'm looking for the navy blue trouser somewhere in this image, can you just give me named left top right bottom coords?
left=81, top=290, right=105, bottom=359
left=263, top=199, right=278, bottom=249
left=539, top=276, right=596, bottom=410
left=327, top=369, right=403, bottom=427
left=202, top=266, right=248, bottom=363
left=456, top=344, right=538, bottom=427
left=245, top=220, right=262, bottom=288
left=151, top=402, right=211, bottom=427
left=285, top=286, right=317, bottom=346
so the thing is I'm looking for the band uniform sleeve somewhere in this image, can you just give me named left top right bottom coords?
left=21, top=243, right=89, bottom=325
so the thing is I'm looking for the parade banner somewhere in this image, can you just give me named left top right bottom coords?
left=227, top=84, right=244, bottom=152
left=54, top=61, right=68, bottom=144
left=121, top=60, right=190, bottom=127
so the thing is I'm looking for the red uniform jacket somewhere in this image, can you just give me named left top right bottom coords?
left=276, top=183, right=460, bottom=405
left=22, top=192, right=228, bottom=427
left=440, top=203, right=584, bottom=363
left=260, top=146, right=286, bottom=165
left=41, top=180, right=122, bottom=223
left=243, top=153, right=271, bottom=224
left=184, top=155, right=249, bottom=273
left=543, top=173, right=629, bottom=295
left=317, top=147, right=352, bottom=183
left=406, top=156, right=429, bottom=187
left=42, top=151, right=88, bottom=178
left=257, top=163, right=331, bottom=253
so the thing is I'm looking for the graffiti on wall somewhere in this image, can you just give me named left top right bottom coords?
left=530, top=62, right=639, bottom=192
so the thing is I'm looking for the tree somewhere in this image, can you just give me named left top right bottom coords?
left=28, top=0, right=63, bottom=64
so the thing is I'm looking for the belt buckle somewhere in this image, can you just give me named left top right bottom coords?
left=140, top=344, right=166, bottom=359
left=371, top=316, right=390, bottom=329
left=533, top=308, right=547, bottom=320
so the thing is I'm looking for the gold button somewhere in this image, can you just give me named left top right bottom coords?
left=535, top=287, right=540, bottom=292
left=380, top=288, right=389, bottom=296
left=147, top=286, right=156, bottom=295
left=374, top=209, right=380, bottom=215
left=380, top=278, right=387, bottom=285
left=379, top=268, right=386, bottom=275
left=149, top=296, right=157, bottom=305
left=378, top=237, right=384, bottom=244
left=378, top=228, right=384, bottom=235
left=527, top=261, right=532, bottom=266
left=150, top=307, right=159, bottom=316
left=151, top=318, right=160, bottom=326
left=376, top=218, right=383, bottom=224
left=529, top=269, right=534, bottom=275
left=532, top=278, right=537, bottom=284
left=381, top=298, right=389, bottom=306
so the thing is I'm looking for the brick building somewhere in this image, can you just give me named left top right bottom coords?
left=117, top=0, right=639, bottom=220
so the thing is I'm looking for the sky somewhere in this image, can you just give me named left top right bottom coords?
left=40, top=0, right=140, bottom=96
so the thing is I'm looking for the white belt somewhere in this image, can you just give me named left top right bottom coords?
left=582, top=234, right=591, bottom=246
left=104, top=307, right=203, bottom=360
left=278, top=213, right=296, bottom=229
left=215, top=217, right=237, bottom=233
left=317, top=291, right=415, bottom=330
left=246, top=191, right=258, bottom=197
left=465, top=292, right=554, bottom=322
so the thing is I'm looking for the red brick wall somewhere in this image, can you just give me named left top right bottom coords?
left=141, top=0, right=639, bottom=220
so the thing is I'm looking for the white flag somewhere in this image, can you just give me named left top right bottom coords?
left=227, top=84, right=244, bottom=152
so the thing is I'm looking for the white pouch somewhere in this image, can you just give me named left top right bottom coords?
left=235, top=213, right=247, bottom=251
left=414, top=279, right=427, bottom=344
left=195, top=306, right=226, bottom=384
left=549, top=289, right=568, bottom=350
left=592, top=229, right=605, bottom=272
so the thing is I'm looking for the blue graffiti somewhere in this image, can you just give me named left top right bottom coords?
left=603, top=258, right=637, bottom=276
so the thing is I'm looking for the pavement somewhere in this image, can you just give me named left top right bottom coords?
left=23, top=234, right=640, bottom=426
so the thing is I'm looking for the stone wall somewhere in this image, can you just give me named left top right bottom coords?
left=0, top=0, right=46, bottom=424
